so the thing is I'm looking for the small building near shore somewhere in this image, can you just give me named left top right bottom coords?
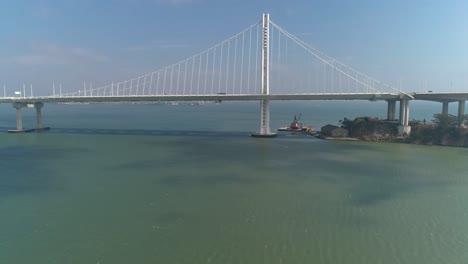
left=321, top=124, right=349, bottom=137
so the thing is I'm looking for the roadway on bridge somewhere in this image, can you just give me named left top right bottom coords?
left=0, top=93, right=402, bottom=104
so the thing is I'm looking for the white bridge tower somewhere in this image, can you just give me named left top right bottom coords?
left=252, top=13, right=276, bottom=137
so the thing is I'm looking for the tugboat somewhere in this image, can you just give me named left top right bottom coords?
left=278, top=114, right=313, bottom=133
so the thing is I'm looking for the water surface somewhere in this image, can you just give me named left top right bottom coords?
left=0, top=101, right=467, bottom=263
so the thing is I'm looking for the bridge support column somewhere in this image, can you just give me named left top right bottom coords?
left=398, top=99, right=411, bottom=136
left=35, top=102, right=44, bottom=130
left=12, top=102, right=26, bottom=132
left=258, top=99, right=272, bottom=135
left=386, top=100, right=397, bottom=120
left=442, top=101, right=449, bottom=115
left=458, top=100, right=465, bottom=126
left=252, top=13, right=276, bottom=138
left=8, top=102, right=49, bottom=133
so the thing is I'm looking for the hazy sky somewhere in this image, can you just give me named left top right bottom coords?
left=1, top=0, right=467, bottom=94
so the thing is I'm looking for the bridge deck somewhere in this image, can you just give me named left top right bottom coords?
left=0, top=93, right=401, bottom=104
left=1, top=92, right=467, bottom=104
left=412, top=92, right=468, bottom=102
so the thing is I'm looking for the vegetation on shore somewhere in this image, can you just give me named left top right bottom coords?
left=408, top=114, right=468, bottom=147
left=338, top=114, right=468, bottom=147
left=338, top=117, right=399, bottom=141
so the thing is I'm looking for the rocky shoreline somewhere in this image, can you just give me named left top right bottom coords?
left=318, top=116, right=468, bottom=147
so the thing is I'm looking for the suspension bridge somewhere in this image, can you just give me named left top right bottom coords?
left=1, top=14, right=466, bottom=136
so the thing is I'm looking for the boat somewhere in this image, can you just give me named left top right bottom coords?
left=278, top=114, right=313, bottom=133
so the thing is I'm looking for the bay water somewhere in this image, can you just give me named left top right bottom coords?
left=0, top=100, right=467, bottom=263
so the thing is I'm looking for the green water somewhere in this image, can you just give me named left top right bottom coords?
left=0, top=101, right=467, bottom=263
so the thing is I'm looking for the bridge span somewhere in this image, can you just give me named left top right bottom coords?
left=3, top=92, right=467, bottom=136
left=0, top=93, right=401, bottom=104
left=1, top=93, right=402, bottom=133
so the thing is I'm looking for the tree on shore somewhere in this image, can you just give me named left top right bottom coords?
left=432, top=114, right=458, bottom=129
left=417, top=114, right=468, bottom=145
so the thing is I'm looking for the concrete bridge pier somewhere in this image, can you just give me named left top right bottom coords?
left=398, top=99, right=411, bottom=136
left=35, top=102, right=44, bottom=129
left=9, top=102, right=49, bottom=133
left=458, top=100, right=465, bottom=126
left=258, top=99, right=273, bottom=135
left=442, top=101, right=449, bottom=115
left=386, top=100, right=397, bottom=120
left=13, top=102, right=26, bottom=132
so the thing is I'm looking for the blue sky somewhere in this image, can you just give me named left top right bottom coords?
left=0, top=0, right=467, bottom=94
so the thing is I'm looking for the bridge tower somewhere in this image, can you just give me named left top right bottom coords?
left=252, top=13, right=276, bottom=138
